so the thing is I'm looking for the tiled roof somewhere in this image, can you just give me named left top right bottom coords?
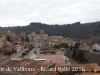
left=0, top=54, right=7, bottom=62
left=56, top=63, right=100, bottom=71
left=0, top=30, right=8, bottom=34
left=5, top=47, right=13, bottom=51
left=2, top=59, right=55, bottom=75
left=6, top=43, right=13, bottom=47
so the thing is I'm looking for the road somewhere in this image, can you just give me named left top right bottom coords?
left=25, top=48, right=37, bottom=59
left=12, top=48, right=40, bottom=59
left=60, top=49, right=72, bottom=65
left=90, top=49, right=100, bottom=55
left=13, top=48, right=28, bottom=58
left=12, top=47, right=72, bottom=65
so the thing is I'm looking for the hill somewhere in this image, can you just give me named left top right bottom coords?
left=3, top=21, right=100, bottom=40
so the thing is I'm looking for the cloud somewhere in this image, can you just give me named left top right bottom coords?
left=0, top=0, right=100, bottom=27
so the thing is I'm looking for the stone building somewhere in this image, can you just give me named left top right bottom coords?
left=78, top=43, right=90, bottom=51
left=28, top=29, right=48, bottom=48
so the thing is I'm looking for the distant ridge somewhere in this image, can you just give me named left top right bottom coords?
left=3, top=21, right=100, bottom=40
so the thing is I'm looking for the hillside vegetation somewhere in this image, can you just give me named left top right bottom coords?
left=3, top=21, right=100, bottom=40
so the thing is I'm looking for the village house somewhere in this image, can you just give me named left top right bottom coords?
left=61, top=38, right=75, bottom=46
left=45, top=36, right=75, bottom=48
left=56, top=63, right=100, bottom=75
left=28, top=29, right=75, bottom=49
left=92, top=43, right=100, bottom=52
left=14, top=44, right=24, bottom=52
left=0, top=29, right=10, bottom=37
left=29, top=29, right=48, bottom=41
left=78, top=43, right=90, bottom=51
left=9, top=32, right=17, bottom=42
left=0, top=29, right=10, bottom=47
left=2, top=59, right=55, bottom=75
left=28, top=29, right=48, bottom=48
left=45, top=36, right=63, bottom=47
left=18, top=31, right=26, bottom=40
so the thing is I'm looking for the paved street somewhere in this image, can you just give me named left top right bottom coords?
left=61, top=51, right=72, bottom=65
left=25, top=48, right=37, bottom=59
left=90, top=49, right=100, bottom=55
left=12, top=47, right=72, bottom=65
left=13, top=48, right=28, bottom=58
left=12, top=48, right=40, bottom=59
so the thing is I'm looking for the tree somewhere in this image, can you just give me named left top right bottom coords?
left=6, top=35, right=10, bottom=42
left=53, top=43, right=69, bottom=49
left=21, top=37, right=24, bottom=42
left=70, top=45, right=73, bottom=50
left=29, top=45, right=32, bottom=50
left=53, top=44, right=58, bottom=49
left=75, top=42, right=80, bottom=49
left=25, top=50, right=30, bottom=55
left=78, top=51, right=88, bottom=63
left=22, top=53, right=26, bottom=57
left=12, top=48, right=15, bottom=53
left=5, top=51, right=12, bottom=56
left=72, top=48, right=77, bottom=59
left=25, top=35, right=30, bottom=42
left=3, top=41, right=6, bottom=48
left=72, top=50, right=89, bottom=63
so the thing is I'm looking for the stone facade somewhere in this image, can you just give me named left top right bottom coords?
left=28, top=30, right=48, bottom=48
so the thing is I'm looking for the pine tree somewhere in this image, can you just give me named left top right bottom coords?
left=25, top=35, right=30, bottom=42
left=72, top=48, right=77, bottom=58
left=6, top=35, right=10, bottom=42
left=75, top=42, right=80, bottom=49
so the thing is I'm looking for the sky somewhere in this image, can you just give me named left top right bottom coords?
left=0, top=0, right=100, bottom=27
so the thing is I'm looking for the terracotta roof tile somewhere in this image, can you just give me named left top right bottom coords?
left=2, top=59, right=55, bottom=75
